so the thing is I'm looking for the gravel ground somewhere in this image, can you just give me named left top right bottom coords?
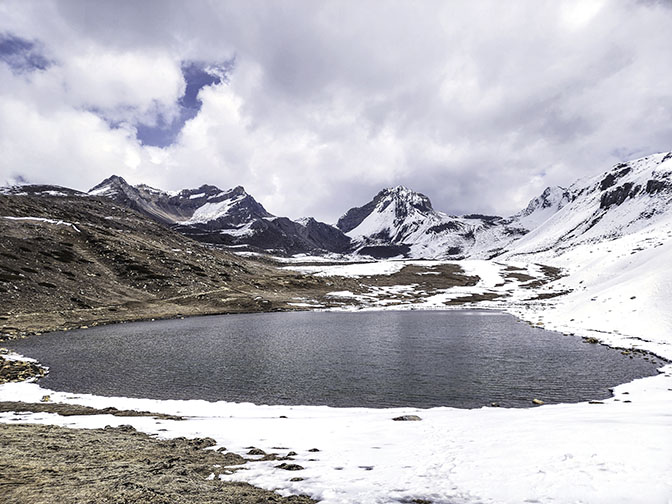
left=0, top=422, right=315, bottom=504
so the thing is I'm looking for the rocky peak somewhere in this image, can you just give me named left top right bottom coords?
left=88, top=175, right=132, bottom=196
left=177, top=184, right=224, bottom=199
left=337, top=186, right=435, bottom=233
left=377, top=186, right=434, bottom=213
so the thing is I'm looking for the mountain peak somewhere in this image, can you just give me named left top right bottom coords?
left=88, top=174, right=132, bottom=196
left=337, top=186, right=435, bottom=235
left=377, top=186, right=434, bottom=214
left=517, top=185, right=571, bottom=216
left=226, top=185, right=247, bottom=196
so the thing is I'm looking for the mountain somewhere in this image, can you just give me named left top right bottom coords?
left=504, top=152, right=672, bottom=257
left=88, top=176, right=351, bottom=255
left=335, top=152, right=672, bottom=260
left=12, top=151, right=672, bottom=261
left=335, top=186, right=535, bottom=259
left=0, top=184, right=86, bottom=197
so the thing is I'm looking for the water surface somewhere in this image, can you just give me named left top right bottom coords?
left=6, top=310, right=660, bottom=408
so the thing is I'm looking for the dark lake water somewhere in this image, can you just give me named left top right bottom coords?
left=6, top=310, right=661, bottom=408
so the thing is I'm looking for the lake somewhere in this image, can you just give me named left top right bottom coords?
left=5, top=310, right=661, bottom=408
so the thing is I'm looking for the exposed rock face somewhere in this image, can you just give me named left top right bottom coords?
left=89, top=176, right=351, bottom=255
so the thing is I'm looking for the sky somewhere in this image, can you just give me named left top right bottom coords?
left=0, top=0, right=671, bottom=223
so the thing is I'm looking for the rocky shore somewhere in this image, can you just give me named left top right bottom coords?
left=0, top=353, right=46, bottom=384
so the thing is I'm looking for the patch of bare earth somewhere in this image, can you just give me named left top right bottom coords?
left=0, top=423, right=315, bottom=504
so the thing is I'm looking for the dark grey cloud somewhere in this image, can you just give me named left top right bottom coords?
left=0, top=33, right=50, bottom=73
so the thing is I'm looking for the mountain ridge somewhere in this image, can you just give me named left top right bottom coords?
left=4, top=151, right=671, bottom=260
left=87, top=175, right=351, bottom=255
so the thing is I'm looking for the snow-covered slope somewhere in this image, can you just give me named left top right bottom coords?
left=504, top=185, right=572, bottom=233
left=505, top=152, right=672, bottom=257
left=497, top=152, right=672, bottom=357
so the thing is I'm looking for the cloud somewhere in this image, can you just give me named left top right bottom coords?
left=1, top=0, right=671, bottom=222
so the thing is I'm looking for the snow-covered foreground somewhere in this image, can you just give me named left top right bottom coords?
left=1, top=365, right=671, bottom=504
left=3, top=222, right=672, bottom=503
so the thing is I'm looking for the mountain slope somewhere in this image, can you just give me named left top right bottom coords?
left=0, top=190, right=346, bottom=337
left=335, top=153, right=672, bottom=260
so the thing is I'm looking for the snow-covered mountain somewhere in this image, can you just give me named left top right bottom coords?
left=504, top=152, right=672, bottom=258
left=336, top=185, right=545, bottom=259
left=88, top=176, right=351, bottom=254
left=335, top=152, right=672, bottom=260
left=14, top=151, right=672, bottom=259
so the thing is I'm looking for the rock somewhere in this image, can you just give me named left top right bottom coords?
left=247, top=448, right=266, bottom=456
left=532, top=398, right=544, bottom=405
left=392, top=415, right=422, bottom=421
left=490, top=402, right=500, bottom=407
left=290, top=477, right=304, bottom=482
left=41, top=395, right=51, bottom=403
left=307, top=448, right=320, bottom=452
left=287, top=451, right=297, bottom=457
left=276, top=463, right=304, bottom=471
left=588, top=401, right=604, bottom=404
left=189, top=437, right=217, bottom=449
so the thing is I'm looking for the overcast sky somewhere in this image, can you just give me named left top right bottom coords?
left=1, top=0, right=671, bottom=222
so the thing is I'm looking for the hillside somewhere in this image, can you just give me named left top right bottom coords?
left=0, top=188, right=350, bottom=338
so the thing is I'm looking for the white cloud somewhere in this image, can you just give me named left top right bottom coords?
left=1, top=0, right=671, bottom=221
left=61, top=50, right=184, bottom=123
